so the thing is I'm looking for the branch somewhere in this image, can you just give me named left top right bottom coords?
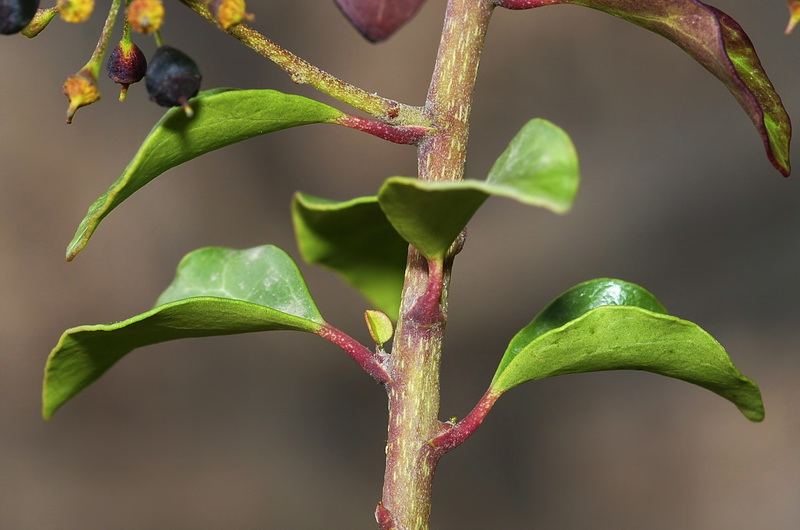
left=178, top=0, right=429, bottom=126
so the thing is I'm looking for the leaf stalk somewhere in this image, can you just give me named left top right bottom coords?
left=336, top=114, right=434, bottom=145
left=318, top=324, right=391, bottom=384
left=430, top=389, right=502, bottom=454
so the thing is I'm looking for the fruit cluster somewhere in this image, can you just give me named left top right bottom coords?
left=2, top=0, right=251, bottom=122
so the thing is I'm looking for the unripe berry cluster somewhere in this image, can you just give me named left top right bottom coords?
left=2, top=0, right=252, bottom=122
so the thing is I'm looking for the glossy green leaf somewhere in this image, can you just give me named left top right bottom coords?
left=490, top=281, right=764, bottom=421
left=378, top=119, right=579, bottom=258
left=66, top=89, right=345, bottom=261
left=497, top=0, right=791, bottom=176
left=292, top=192, right=408, bottom=320
left=43, top=245, right=325, bottom=419
left=498, top=279, right=667, bottom=374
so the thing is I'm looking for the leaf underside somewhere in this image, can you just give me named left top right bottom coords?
left=43, top=245, right=325, bottom=419
left=66, top=89, right=343, bottom=261
left=501, top=0, right=791, bottom=176
left=292, top=193, right=408, bottom=320
left=490, top=279, right=763, bottom=421
left=333, top=0, right=427, bottom=42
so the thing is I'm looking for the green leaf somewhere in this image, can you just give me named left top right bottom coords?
left=378, top=119, right=579, bottom=258
left=486, top=119, right=580, bottom=212
left=365, top=309, right=394, bottom=346
left=376, top=178, right=485, bottom=260
left=43, top=245, right=325, bottom=419
left=498, top=279, right=667, bottom=373
left=498, top=0, right=791, bottom=176
left=155, top=246, right=325, bottom=323
left=292, top=192, right=408, bottom=320
left=66, top=89, right=345, bottom=261
left=490, top=280, right=764, bottom=422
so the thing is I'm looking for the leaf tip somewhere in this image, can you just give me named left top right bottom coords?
left=735, top=379, right=766, bottom=422
left=774, top=156, right=792, bottom=178
left=41, top=381, right=60, bottom=420
left=41, top=404, right=55, bottom=421
left=743, top=408, right=765, bottom=423
left=65, top=238, right=86, bottom=261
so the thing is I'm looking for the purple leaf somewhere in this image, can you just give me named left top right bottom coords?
left=497, top=0, right=792, bottom=176
left=334, top=0, right=427, bottom=42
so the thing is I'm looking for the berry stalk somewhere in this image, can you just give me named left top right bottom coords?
left=63, top=0, right=122, bottom=123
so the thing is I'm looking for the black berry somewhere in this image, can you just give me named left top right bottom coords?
left=145, top=45, right=202, bottom=111
left=0, top=0, right=40, bottom=35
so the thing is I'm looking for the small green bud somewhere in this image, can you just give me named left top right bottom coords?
left=365, top=309, right=394, bottom=347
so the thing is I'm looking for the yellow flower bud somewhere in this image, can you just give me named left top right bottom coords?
left=127, top=0, right=164, bottom=34
left=57, top=0, right=94, bottom=23
left=208, top=0, right=253, bottom=31
left=63, top=68, right=100, bottom=124
left=787, top=1, right=800, bottom=35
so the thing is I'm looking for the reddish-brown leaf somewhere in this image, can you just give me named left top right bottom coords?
left=498, top=0, right=791, bottom=176
left=334, top=0, right=427, bottom=42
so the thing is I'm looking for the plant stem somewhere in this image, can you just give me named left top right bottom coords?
left=177, top=0, right=428, bottom=126
left=419, top=0, right=495, bottom=183
left=335, top=114, right=433, bottom=145
left=430, top=389, right=502, bottom=454
left=380, top=1, right=494, bottom=528
left=86, top=0, right=123, bottom=75
left=318, top=324, right=391, bottom=384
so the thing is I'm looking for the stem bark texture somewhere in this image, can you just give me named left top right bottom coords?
left=379, top=1, right=494, bottom=528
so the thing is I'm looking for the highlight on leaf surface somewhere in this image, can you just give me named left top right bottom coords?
left=489, top=279, right=764, bottom=422
left=43, top=245, right=326, bottom=419
left=66, top=89, right=344, bottom=261
left=497, top=0, right=791, bottom=176
left=377, top=119, right=579, bottom=259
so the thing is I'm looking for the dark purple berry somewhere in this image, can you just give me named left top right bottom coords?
left=145, top=45, right=202, bottom=112
left=0, top=0, right=39, bottom=35
left=107, top=41, right=147, bottom=101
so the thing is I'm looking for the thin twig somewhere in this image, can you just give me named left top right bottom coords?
left=177, top=0, right=429, bottom=126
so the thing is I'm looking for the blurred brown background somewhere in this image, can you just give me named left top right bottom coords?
left=2, top=2, right=799, bottom=528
